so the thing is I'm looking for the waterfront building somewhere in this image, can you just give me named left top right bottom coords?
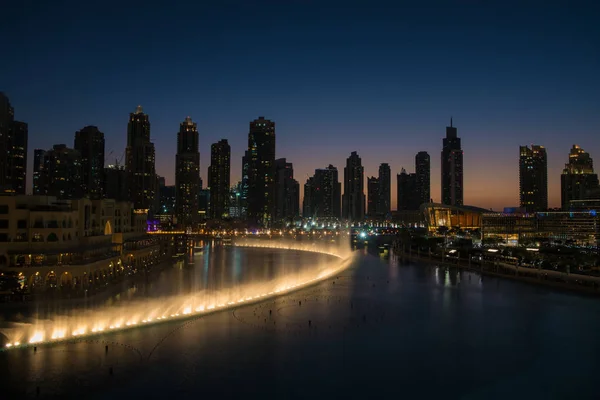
left=342, top=151, right=365, bottom=221
left=441, top=119, right=463, bottom=206
left=561, top=145, right=599, bottom=210
left=519, top=145, right=548, bottom=212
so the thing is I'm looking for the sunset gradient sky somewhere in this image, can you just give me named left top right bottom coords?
left=2, top=1, right=599, bottom=211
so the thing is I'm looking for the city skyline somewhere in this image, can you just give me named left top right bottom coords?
left=2, top=2, right=599, bottom=211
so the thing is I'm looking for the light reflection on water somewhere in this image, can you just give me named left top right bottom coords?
left=0, top=239, right=352, bottom=348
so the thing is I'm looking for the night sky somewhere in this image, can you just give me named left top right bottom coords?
left=2, top=1, right=599, bottom=210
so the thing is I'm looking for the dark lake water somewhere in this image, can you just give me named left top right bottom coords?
left=1, top=244, right=599, bottom=399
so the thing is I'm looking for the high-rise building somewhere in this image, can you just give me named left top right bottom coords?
left=441, top=119, right=463, bottom=206
left=377, top=163, right=391, bottom=217
left=33, top=149, right=46, bottom=195
left=303, top=165, right=342, bottom=219
left=303, top=177, right=314, bottom=218
left=74, top=126, right=105, bottom=199
left=519, top=145, right=548, bottom=212
left=125, top=106, right=156, bottom=212
left=174, top=117, right=200, bottom=226
left=397, top=168, right=419, bottom=210
left=229, top=182, right=244, bottom=218
left=274, top=158, right=300, bottom=221
left=561, top=145, right=599, bottom=210
left=240, top=150, right=250, bottom=218
left=342, top=151, right=365, bottom=220
left=0, top=93, right=28, bottom=195
left=415, top=151, right=431, bottom=205
left=247, top=117, right=276, bottom=226
left=209, top=139, right=231, bottom=219
left=39, top=144, right=83, bottom=199
left=367, top=177, right=380, bottom=217
left=104, top=165, right=128, bottom=201
left=159, top=185, right=176, bottom=216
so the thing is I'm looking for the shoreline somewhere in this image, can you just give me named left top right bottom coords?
left=394, top=250, right=600, bottom=297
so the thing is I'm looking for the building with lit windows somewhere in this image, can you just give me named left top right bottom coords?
left=367, top=177, right=379, bottom=217
left=441, top=119, right=463, bottom=206
left=274, top=158, right=299, bottom=221
left=519, top=145, right=548, bottom=212
left=209, top=139, right=230, bottom=219
left=74, top=126, right=105, bottom=199
left=246, top=117, right=276, bottom=226
left=125, top=106, right=156, bottom=213
left=37, top=144, right=83, bottom=199
left=175, top=117, right=200, bottom=226
left=0, top=93, right=28, bottom=195
left=415, top=151, right=430, bottom=205
left=342, top=151, right=365, bottom=221
left=561, top=145, right=598, bottom=210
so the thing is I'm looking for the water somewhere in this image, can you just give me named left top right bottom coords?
left=1, top=244, right=599, bottom=399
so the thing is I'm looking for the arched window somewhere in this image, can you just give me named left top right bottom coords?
left=47, top=233, right=59, bottom=242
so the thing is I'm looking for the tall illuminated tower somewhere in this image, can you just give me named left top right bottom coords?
left=175, top=117, right=200, bottom=226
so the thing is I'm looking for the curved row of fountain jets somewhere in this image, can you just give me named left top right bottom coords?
left=4, top=240, right=353, bottom=350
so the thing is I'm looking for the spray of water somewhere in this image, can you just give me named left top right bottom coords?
left=1, top=239, right=354, bottom=350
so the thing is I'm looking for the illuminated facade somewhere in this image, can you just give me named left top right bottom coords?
left=74, top=125, right=105, bottom=199
left=441, top=119, right=463, bottom=206
left=247, top=117, right=276, bottom=226
left=125, top=106, right=156, bottom=212
left=422, top=203, right=486, bottom=231
left=209, top=139, right=230, bottom=219
left=342, top=151, right=365, bottom=220
left=303, top=165, right=341, bottom=219
left=519, top=145, right=548, bottom=212
left=0, top=93, right=28, bottom=195
left=561, top=145, right=598, bottom=210
left=482, top=210, right=600, bottom=247
left=175, top=117, right=200, bottom=226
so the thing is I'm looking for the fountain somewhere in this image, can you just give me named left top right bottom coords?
left=1, top=239, right=354, bottom=350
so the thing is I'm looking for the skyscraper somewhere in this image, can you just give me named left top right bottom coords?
left=397, top=168, right=419, bottom=211
left=209, top=139, right=231, bottom=219
left=247, top=117, right=276, bottom=226
left=304, top=165, right=341, bottom=219
left=241, top=150, right=250, bottom=219
left=274, top=158, right=300, bottom=221
left=74, top=125, right=105, bottom=199
left=33, top=149, right=46, bottom=195
left=125, top=106, right=156, bottom=211
left=0, top=93, right=28, bottom=195
left=377, top=163, right=391, bottom=217
left=104, top=164, right=128, bottom=201
left=441, top=119, right=463, bottom=206
left=367, top=177, right=380, bottom=217
left=519, top=145, right=548, bottom=212
left=415, top=151, right=431, bottom=205
left=39, top=144, right=83, bottom=199
left=175, top=117, right=200, bottom=226
left=342, top=151, right=365, bottom=221
left=561, top=145, right=599, bottom=210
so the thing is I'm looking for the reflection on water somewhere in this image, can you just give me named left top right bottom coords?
left=0, top=239, right=352, bottom=347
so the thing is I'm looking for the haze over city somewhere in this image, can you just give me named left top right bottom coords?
left=2, top=1, right=599, bottom=210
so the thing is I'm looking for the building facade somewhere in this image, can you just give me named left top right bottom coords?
left=367, top=177, right=380, bottom=217
left=441, top=119, right=463, bottom=206
left=125, top=106, right=156, bottom=212
left=74, top=126, right=105, bottom=199
left=274, top=158, right=299, bottom=221
left=378, top=163, right=391, bottom=217
left=209, top=139, right=231, bottom=219
left=519, top=145, right=548, bottom=212
left=397, top=168, right=419, bottom=211
left=415, top=151, right=431, bottom=205
left=342, top=151, right=365, bottom=221
left=246, top=117, right=276, bottom=226
left=0, top=93, right=28, bottom=195
left=561, top=145, right=598, bottom=210
left=38, top=145, right=83, bottom=199
left=175, top=117, right=200, bottom=226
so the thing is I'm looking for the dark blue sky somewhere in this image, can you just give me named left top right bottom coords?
left=2, top=0, right=599, bottom=209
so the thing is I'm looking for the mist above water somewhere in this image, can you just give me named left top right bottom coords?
left=1, top=239, right=353, bottom=349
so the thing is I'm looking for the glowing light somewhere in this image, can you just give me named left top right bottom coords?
left=2, top=240, right=353, bottom=350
